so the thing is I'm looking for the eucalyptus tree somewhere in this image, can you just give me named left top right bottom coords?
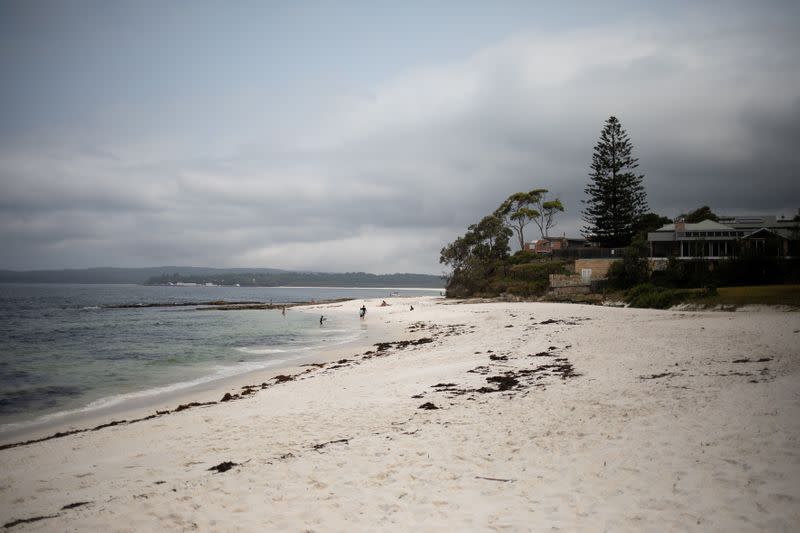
left=531, top=193, right=564, bottom=239
left=495, top=190, right=543, bottom=250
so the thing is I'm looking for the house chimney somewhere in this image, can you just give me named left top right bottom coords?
left=675, top=216, right=686, bottom=232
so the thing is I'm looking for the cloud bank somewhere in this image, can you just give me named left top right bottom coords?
left=1, top=6, right=798, bottom=273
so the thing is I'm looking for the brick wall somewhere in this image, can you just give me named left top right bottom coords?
left=574, top=258, right=619, bottom=279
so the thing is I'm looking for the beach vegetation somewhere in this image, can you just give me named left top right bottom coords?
left=686, top=284, right=800, bottom=307
left=624, top=284, right=697, bottom=309
left=623, top=283, right=800, bottom=309
left=582, top=116, right=649, bottom=247
left=651, top=254, right=800, bottom=288
left=440, top=214, right=513, bottom=297
left=606, top=236, right=650, bottom=289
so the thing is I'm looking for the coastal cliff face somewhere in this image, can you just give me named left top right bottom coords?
left=1, top=298, right=798, bottom=531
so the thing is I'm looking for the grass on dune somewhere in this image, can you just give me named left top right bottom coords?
left=690, top=285, right=800, bottom=307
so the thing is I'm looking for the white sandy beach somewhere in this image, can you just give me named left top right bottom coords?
left=1, top=297, right=799, bottom=531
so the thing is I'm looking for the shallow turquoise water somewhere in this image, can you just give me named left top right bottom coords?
left=0, top=284, right=438, bottom=428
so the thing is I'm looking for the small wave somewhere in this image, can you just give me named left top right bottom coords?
left=0, top=358, right=289, bottom=435
left=235, top=346, right=289, bottom=355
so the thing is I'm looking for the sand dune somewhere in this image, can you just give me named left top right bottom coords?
left=1, top=297, right=798, bottom=531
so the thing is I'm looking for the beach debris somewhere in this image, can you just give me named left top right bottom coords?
left=732, top=358, right=772, bottom=363
left=418, top=402, right=440, bottom=410
left=312, top=438, right=350, bottom=451
left=3, top=514, right=60, bottom=529
left=220, top=392, right=235, bottom=402
left=489, top=354, right=508, bottom=361
left=91, top=419, right=127, bottom=431
left=3, top=502, right=93, bottom=528
left=273, top=374, right=295, bottom=383
left=374, top=337, right=434, bottom=352
left=208, top=461, right=239, bottom=473
left=640, top=372, right=677, bottom=380
left=174, top=401, right=217, bottom=412
left=60, top=501, right=92, bottom=510
left=475, top=476, right=515, bottom=482
left=486, top=375, right=519, bottom=391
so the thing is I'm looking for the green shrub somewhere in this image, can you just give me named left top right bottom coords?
left=508, top=250, right=537, bottom=265
left=607, top=237, right=649, bottom=289
left=625, top=283, right=692, bottom=309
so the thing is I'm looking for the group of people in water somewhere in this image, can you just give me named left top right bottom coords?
left=315, top=301, right=414, bottom=326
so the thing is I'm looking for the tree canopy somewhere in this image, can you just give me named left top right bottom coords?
left=632, top=212, right=672, bottom=236
left=439, top=214, right=512, bottom=297
left=581, top=116, right=648, bottom=247
left=681, top=205, right=719, bottom=223
left=531, top=192, right=564, bottom=240
left=495, top=191, right=542, bottom=250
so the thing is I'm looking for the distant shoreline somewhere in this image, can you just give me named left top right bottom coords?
left=0, top=267, right=445, bottom=288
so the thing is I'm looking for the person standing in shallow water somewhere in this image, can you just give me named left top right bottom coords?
left=359, top=305, right=366, bottom=318
left=320, top=315, right=326, bottom=325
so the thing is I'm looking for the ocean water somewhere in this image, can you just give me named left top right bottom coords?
left=0, top=284, right=439, bottom=433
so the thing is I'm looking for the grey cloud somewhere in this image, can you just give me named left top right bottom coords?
left=1, top=10, right=799, bottom=272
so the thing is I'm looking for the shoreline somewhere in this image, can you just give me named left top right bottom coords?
left=0, top=297, right=423, bottom=447
left=1, top=298, right=797, bottom=530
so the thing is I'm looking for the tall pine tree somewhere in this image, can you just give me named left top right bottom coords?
left=581, top=116, right=648, bottom=247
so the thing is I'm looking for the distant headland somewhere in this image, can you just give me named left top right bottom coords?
left=0, top=267, right=445, bottom=288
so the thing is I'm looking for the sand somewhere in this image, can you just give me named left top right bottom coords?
left=1, top=297, right=798, bottom=531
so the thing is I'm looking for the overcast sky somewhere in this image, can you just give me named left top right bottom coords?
left=1, top=1, right=798, bottom=274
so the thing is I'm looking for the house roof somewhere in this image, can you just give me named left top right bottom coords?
left=742, top=227, right=795, bottom=239
left=654, top=220, right=735, bottom=232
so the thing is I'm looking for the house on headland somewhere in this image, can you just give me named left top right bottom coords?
left=647, top=214, right=798, bottom=259
left=524, top=236, right=589, bottom=254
